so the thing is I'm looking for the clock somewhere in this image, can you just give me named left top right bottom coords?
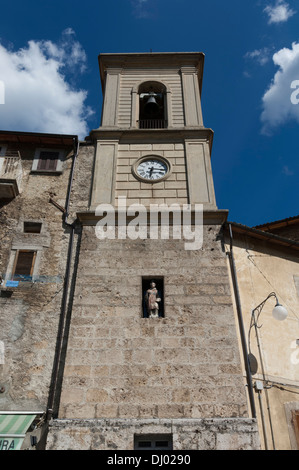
left=132, top=156, right=171, bottom=183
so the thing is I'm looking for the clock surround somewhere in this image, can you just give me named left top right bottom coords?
left=132, top=155, right=172, bottom=183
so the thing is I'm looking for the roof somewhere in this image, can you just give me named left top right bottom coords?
left=225, top=221, right=299, bottom=252
left=254, top=214, right=299, bottom=232
left=0, top=130, right=77, bottom=147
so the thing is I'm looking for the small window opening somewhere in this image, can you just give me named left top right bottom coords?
left=142, top=277, right=164, bottom=318
left=156, top=441, right=170, bottom=447
left=138, top=441, right=151, bottom=448
left=12, top=250, right=36, bottom=280
left=24, top=222, right=42, bottom=233
left=134, top=434, right=172, bottom=450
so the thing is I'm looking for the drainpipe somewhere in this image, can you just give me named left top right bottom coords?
left=47, top=137, right=80, bottom=420
left=226, top=223, right=256, bottom=419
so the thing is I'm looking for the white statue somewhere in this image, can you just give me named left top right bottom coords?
left=145, top=281, right=161, bottom=318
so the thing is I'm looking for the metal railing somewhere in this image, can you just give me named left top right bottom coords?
left=138, top=119, right=167, bottom=129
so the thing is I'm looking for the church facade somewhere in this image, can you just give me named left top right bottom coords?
left=4, top=51, right=297, bottom=450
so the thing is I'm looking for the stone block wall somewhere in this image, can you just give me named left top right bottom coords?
left=46, top=417, right=260, bottom=450
left=68, top=143, right=95, bottom=215
left=58, top=223, right=248, bottom=421
left=115, top=143, right=188, bottom=206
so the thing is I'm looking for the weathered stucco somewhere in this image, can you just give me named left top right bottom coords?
left=0, top=138, right=75, bottom=413
left=225, top=227, right=299, bottom=450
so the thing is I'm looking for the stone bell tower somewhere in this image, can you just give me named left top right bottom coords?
left=89, top=52, right=217, bottom=212
left=46, top=53, right=260, bottom=450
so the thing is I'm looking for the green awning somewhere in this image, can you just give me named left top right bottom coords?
left=0, top=413, right=38, bottom=450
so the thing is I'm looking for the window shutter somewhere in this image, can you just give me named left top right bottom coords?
left=13, top=251, right=36, bottom=277
left=37, top=151, right=59, bottom=171
left=293, top=411, right=299, bottom=447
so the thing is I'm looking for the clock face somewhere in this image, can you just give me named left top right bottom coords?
left=136, top=158, right=169, bottom=181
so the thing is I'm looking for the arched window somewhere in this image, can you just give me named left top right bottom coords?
left=138, top=81, right=167, bottom=129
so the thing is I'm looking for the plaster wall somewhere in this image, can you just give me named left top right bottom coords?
left=226, top=233, right=299, bottom=450
left=0, top=141, right=74, bottom=412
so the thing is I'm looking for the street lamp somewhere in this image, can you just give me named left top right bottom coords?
left=248, top=292, right=288, bottom=450
left=272, top=302, right=288, bottom=322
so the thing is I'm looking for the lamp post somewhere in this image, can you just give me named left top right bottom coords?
left=248, top=292, right=288, bottom=450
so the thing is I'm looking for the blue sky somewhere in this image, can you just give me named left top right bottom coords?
left=0, top=0, right=298, bottom=227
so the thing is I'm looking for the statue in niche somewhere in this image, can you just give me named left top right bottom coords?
left=145, top=280, right=161, bottom=318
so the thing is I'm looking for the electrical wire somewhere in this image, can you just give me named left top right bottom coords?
left=247, top=251, right=299, bottom=322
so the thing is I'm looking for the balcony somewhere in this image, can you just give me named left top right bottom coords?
left=0, top=151, right=22, bottom=199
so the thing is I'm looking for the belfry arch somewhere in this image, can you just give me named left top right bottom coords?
left=131, top=80, right=172, bottom=129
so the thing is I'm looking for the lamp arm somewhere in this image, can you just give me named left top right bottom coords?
left=252, top=292, right=279, bottom=317
left=247, top=291, right=286, bottom=451
left=248, top=292, right=279, bottom=354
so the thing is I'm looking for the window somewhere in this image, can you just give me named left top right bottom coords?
left=24, top=222, right=42, bottom=233
left=12, top=250, right=36, bottom=280
left=31, top=148, right=64, bottom=173
left=142, top=277, right=164, bottom=318
left=134, top=434, right=172, bottom=450
left=293, top=411, right=299, bottom=448
left=285, top=402, right=299, bottom=449
left=138, top=81, right=167, bottom=129
left=0, top=145, right=7, bottom=156
left=37, top=151, right=59, bottom=171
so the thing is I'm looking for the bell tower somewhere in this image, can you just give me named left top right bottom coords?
left=47, top=52, right=260, bottom=451
left=90, top=52, right=217, bottom=212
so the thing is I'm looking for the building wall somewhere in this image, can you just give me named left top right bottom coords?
left=0, top=140, right=74, bottom=412
left=0, top=51, right=263, bottom=451
left=46, top=417, right=260, bottom=450
left=118, top=70, right=185, bottom=128
left=57, top=223, right=248, bottom=422
left=45, top=52, right=260, bottom=450
left=68, top=142, right=95, bottom=214
left=115, top=142, right=188, bottom=205
left=226, top=231, right=299, bottom=450
left=100, top=54, right=204, bottom=130
left=90, top=132, right=216, bottom=211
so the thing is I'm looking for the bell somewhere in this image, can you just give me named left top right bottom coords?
left=144, top=94, right=159, bottom=115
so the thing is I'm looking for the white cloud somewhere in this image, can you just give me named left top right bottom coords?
left=131, top=0, right=150, bottom=18
left=0, top=29, right=93, bottom=139
left=282, top=165, right=294, bottom=175
left=245, top=48, right=272, bottom=66
left=264, top=0, right=295, bottom=24
left=260, top=42, right=299, bottom=134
